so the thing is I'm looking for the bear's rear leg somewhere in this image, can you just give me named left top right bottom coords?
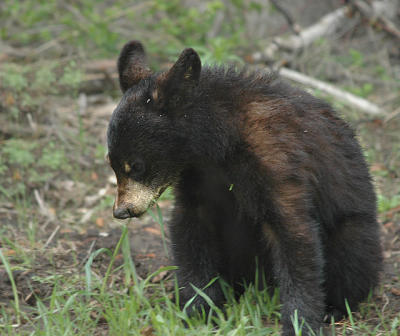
left=324, top=216, right=382, bottom=320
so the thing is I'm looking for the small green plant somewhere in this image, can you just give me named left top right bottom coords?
left=349, top=48, right=364, bottom=68
left=0, top=155, right=7, bottom=176
left=0, top=64, right=28, bottom=92
left=335, top=48, right=366, bottom=70
left=38, top=142, right=66, bottom=171
left=346, top=83, right=374, bottom=98
left=144, top=0, right=259, bottom=65
left=2, top=139, right=37, bottom=168
left=378, top=194, right=400, bottom=213
left=33, top=63, right=58, bottom=93
left=0, top=139, right=72, bottom=199
left=60, top=61, right=83, bottom=91
left=391, top=316, right=400, bottom=335
left=94, top=144, right=107, bottom=162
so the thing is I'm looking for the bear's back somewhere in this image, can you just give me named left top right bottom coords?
left=195, top=66, right=375, bottom=231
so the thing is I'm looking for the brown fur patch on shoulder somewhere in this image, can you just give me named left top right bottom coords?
left=240, top=99, right=294, bottom=176
left=242, top=99, right=314, bottom=242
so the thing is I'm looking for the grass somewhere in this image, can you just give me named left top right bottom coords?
left=0, top=219, right=283, bottom=336
left=0, top=249, right=20, bottom=327
left=1, top=209, right=398, bottom=335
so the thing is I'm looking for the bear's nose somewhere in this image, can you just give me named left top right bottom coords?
left=113, top=206, right=132, bottom=219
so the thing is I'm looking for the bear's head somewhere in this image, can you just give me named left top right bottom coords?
left=107, top=41, right=201, bottom=218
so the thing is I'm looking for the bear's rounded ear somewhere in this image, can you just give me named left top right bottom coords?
left=163, top=48, right=201, bottom=91
left=118, top=40, right=152, bottom=93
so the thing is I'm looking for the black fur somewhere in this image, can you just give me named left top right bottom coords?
left=107, top=41, right=383, bottom=336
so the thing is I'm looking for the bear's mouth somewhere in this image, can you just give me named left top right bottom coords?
left=113, top=181, right=168, bottom=219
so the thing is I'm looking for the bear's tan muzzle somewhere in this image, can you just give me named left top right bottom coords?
left=113, top=177, right=157, bottom=218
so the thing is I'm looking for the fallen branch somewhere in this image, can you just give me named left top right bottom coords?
left=252, top=0, right=399, bottom=63
left=0, top=40, right=29, bottom=59
left=278, top=67, right=385, bottom=116
left=252, top=5, right=350, bottom=62
left=81, top=59, right=118, bottom=93
left=352, top=0, right=400, bottom=39
left=274, top=6, right=349, bottom=51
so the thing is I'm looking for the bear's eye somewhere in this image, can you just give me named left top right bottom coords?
left=145, top=98, right=151, bottom=104
left=129, top=158, right=146, bottom=179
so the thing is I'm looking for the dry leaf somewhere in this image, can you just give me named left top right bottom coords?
left=137, top=253, right=156, bottom=259
left=144, top=227, right=161, bottom=236
left=96, top=217, right=105, bottom=227
left=5, top=93, right=15, bottom=106
left=140, top=326, right=155, bottom=336
left=391, top=288, right=400, bottom=296
left=370, top=163, right=386, bottom=172
left=151, top=270, right=169, bottom=283
left=13, top=170, right=21, bottom=180
left=5, top=249, right=16, bottom=256
left=383, top=251, right=391, bottom=259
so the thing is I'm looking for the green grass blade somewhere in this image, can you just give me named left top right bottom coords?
left=101, top=224, right=129, bottom=295
left=85, top=247, right=111, bottom=296
left=147, top=204, right=169, bottom=258
left=345, top=299, right=355, bottom=327
left=121, top=226, right=138, bottom=286
left=0, top=249, right=20, bottom=326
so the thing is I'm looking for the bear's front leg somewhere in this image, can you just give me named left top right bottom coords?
left=169, top=211, right=225, bottom=316
left=272, top=229, right=325, bottom=336
left=266, top=183, right=325, bottom=336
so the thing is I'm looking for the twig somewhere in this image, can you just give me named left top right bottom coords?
left=383, top=107, right=400, bottom=124
left=269, top=0, right=301, bottom=34
left=26, top=113, right=37, bottom=131
left=351, top=0, right=400, bottom=39
left=0, top=40, right=29, bottom=58
left=32, top=35, right=68, bottom=55
left=79, top=239, right=97, bottom=267
left=34, top=189, right=56, bottom=221
left=80, top=208, right=95, bottom=224
left=278, top=67, right=385, bottom=116
left=381, top=292, right=389, bottom=315
left=43, top=225, right=60, bottom=249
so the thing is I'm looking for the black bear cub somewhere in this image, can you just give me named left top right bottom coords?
left=107, top=41, right=382, bottom=336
